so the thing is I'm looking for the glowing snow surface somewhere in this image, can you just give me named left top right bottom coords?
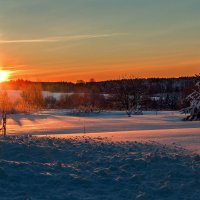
left=7, top=110, right=200, bottom=153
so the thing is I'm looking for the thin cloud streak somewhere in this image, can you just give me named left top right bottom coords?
left=0, top=33, right=125, bottom=44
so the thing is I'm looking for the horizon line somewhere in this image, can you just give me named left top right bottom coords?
left=5, top=75, right=198, bottom=84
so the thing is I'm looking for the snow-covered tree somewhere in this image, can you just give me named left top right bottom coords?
left=181, top=75, right=200, bottom=120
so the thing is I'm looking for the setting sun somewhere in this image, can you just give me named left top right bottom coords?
left=0, top=70, right=9, bottom=82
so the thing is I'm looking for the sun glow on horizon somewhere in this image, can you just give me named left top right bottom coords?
left=0, top=70, right=9, bottom=82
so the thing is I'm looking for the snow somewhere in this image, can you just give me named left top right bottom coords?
left=1, top=110, right=200, bottom=199
left=6, top=90, right=73, bottom=101
left=7, top=110, right=200, bottom=153
left=1, top=136, right=200, bottom=200
left=43, top=128, right=200, bottom=154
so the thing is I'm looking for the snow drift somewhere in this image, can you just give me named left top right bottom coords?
left=0, top=136, right=200, bottom=200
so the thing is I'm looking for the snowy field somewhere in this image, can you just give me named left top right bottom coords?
left=0, top=111, right=200, bottom=199
left=7, top=110, right=200, bottom=153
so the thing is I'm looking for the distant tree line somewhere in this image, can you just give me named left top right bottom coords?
left=0, top=76, right=197, bottom=114
left=2, top=77, right=195, bottom=94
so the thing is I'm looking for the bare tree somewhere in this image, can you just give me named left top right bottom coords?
left=112, top=76, right=144, bottom=117
left=19, top=83, right=44, bottom=112
left=0, top=91, right=11, bottom=112
left=44, top=96, right=57, bottom=109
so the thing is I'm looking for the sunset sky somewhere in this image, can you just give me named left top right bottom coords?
left=0, top=0, right=199, bottom=82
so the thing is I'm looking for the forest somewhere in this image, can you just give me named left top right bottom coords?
left=0, top=76, right=197, bottom=114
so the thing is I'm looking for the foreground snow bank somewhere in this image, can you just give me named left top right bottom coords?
left=0, top=136, right=200, bottom=200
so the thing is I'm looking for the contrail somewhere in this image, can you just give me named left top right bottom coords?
left=0, top=33, right=125, bottom=44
